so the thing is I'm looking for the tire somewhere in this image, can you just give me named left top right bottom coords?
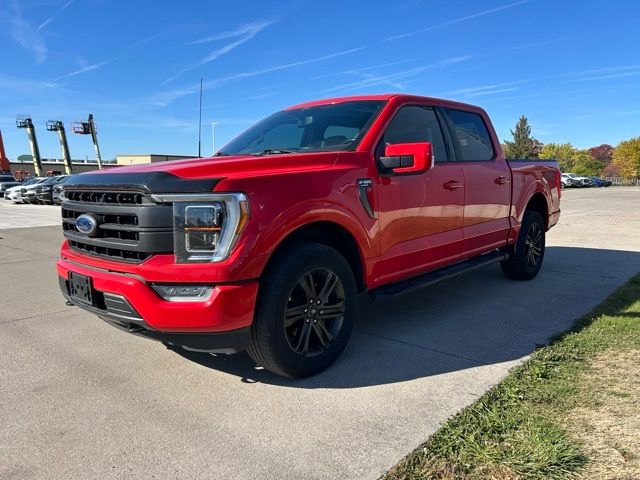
left=501, top=210, right=546, bottom=281
left=247, top=242, right=357, bottom=378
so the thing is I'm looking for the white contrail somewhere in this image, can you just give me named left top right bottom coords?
left=385, top=0, right=530, bottom=41
left=38, top=0, right=75, bottom=30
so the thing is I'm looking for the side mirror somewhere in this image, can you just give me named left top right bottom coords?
left=380, top=142, right=433, bottom=175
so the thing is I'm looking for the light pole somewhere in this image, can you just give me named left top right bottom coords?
left=211, top=121, right=219, bottom=155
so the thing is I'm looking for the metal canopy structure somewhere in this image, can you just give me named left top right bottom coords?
left=46, top=120, right=73, bottom=175
left=16, top=115, right=43, bottom=176
left=72, top=114, right=103, bottom=169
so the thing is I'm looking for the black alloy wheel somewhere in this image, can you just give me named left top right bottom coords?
left=247, top=242, right=356, bottom=378
left=524, top=222, right=543, bottom=270
left=500, top=210, right=546, bottom=280
left=284, top=268, right=345, bottom=357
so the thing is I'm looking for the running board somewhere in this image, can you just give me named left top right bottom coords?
left=370, top=251, right=508, bottom=302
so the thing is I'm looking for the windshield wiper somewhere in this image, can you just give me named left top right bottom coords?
left=213, top=152, right=230, bottom=156
left=254, top=149, right=294, bottom=156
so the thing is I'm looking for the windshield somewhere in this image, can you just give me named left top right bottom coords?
left=219, top=100, right=385, bottom=156
left=41, top=176, right=62, bottom=186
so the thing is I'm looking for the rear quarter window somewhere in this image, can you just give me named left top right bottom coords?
left=446, top=109, right=494, bottom=161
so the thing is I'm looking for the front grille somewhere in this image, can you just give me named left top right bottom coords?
left=67, top=240, right=150, bottom=262
left=61, top=190, right=173, bottom=263
left=65, top=190, right=145, bottom=205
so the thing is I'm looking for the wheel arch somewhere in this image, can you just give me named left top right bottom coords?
left=262, top=221, right=367, bottom=293
left=524, top=191, right=549, bottom=228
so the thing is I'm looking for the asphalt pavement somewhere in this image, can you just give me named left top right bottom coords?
left=1, top=188, right=639, bottom=479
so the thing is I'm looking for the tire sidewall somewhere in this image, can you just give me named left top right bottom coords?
left=254, top=243, right=357, bottom=377
left=517, top=211, right=546, bottom=279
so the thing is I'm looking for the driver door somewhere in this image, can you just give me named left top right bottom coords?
left=373, top=104, right=465, bottom=285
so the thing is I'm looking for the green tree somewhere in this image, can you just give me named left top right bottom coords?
left=613, top=137, right=640, bottom=177
left=503, top=116, right=540, bottom=159
left=539, top=142, right=576, bottom=172
left=572, top=150, right=605, bottom=176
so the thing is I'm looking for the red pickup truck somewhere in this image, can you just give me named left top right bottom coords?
left=58, top=94, right=561, bottom=377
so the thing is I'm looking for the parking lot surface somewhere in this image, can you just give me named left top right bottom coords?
left=1, top=188, right=640, bottom=480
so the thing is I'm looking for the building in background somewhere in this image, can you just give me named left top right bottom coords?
left=115, top=154, right=196, bottom=166
left=8, top=153, right=196, bottom=177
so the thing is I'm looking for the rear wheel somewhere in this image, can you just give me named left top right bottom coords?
left=247, top=242, right=356, bottom=378
left=501, top=210, right=546, bottom=280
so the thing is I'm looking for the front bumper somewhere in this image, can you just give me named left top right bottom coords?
left=36, top=192, right=54, bottom=203
left=57, top=255, right=258, bottom=353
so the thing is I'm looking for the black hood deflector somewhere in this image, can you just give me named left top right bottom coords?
left=64, top=171, right=222, bottom=193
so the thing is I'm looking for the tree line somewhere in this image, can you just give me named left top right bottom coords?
left=501, top=116, right=640, bottom=177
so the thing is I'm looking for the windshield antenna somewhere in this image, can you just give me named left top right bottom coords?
left=198, top=78, right=203, bottom=157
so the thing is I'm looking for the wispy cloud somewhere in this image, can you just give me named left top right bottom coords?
left=164, top=19, right=276, bottom=84
left=182, top=20, right=274, bottom=46
left=558, top=64, right=640, bottom=78
left=151, top=47, right=364, bottom=106
left=322, top=55, right=474, bottom=93
left=445, top=79, right=530, bottom=98
left=55, top=60, right=110, bottom=81
left=9, top=0, right=47, bottom=63
left=311, top=59, right=417, bottom=80
left=550, top=64, right=640, bottom=84
left=54, top=29, right=172, bottom=81
left=495, top=36, right=570, bottom=54
left=38, top=0, right=75, bottom=30
left=384, top=0, right=530, bottom=41
left=0, top=75, right=65, bottom=92
left=568, top=70, right=640, bottom=82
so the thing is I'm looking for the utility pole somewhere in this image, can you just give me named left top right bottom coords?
left=46, top=120, right=73, bottom=174
left=211, top=121, right=219, bottom=155
left=16, top=115, right=43, bottom=176
left=72, top=114, right=103, bottom=169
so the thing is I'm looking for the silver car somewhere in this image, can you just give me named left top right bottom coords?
left=4, top=177, right=46, bottom=203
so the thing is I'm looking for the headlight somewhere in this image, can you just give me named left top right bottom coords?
left=150, top=193, right=249, bottom=263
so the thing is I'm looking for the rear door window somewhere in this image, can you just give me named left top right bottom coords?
left=445, top=109, right=494, bottom=161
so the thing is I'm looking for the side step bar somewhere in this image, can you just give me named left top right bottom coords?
left=370, top=250, right=508, bottom=302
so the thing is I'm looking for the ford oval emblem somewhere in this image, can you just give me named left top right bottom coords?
left=76, top=214, right=98, bottom=236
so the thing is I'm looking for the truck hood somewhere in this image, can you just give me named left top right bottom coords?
left=65, top=152, right=340, bottom=193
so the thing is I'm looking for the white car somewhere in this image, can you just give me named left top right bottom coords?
left=561, top=173, right=593, bottom=188
left=4, top=177, right=46, bottom=203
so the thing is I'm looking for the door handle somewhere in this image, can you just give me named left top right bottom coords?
left=443, top=180, right=463, bottom=191
left=494, top=176, right=510, bottom=185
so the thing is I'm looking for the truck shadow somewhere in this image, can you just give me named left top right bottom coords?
left=171, top=246, right=640, bottom=388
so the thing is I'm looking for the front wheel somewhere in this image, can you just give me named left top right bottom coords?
left=247, top=242, right=357, bottom=378
left=501, top=210, right=546, bottom=280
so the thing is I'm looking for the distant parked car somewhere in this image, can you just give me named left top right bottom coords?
left=24, top=176, right=60, bottom=204
left=561, top=173, right=592, bottom=188
left=52, top=184, right=64, bottom=205
left=589, top=176, right=612, bottom=187
left=0, top=174, right=21, bottom=197
left=35, top=175, right=69, bottom=204
left=5, top=177, right=46, bottom=203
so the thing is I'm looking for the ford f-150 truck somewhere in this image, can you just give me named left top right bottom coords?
left=58, top=94, right=561, bottom=378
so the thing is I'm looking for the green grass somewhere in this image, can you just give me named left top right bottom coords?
left=383, top=274, right=640, bottom=480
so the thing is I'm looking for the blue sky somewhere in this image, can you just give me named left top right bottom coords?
left=1, top=0, right=639, bottom=160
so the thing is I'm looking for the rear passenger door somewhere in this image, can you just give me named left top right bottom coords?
left=444, top=108, right=511, bottom=256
